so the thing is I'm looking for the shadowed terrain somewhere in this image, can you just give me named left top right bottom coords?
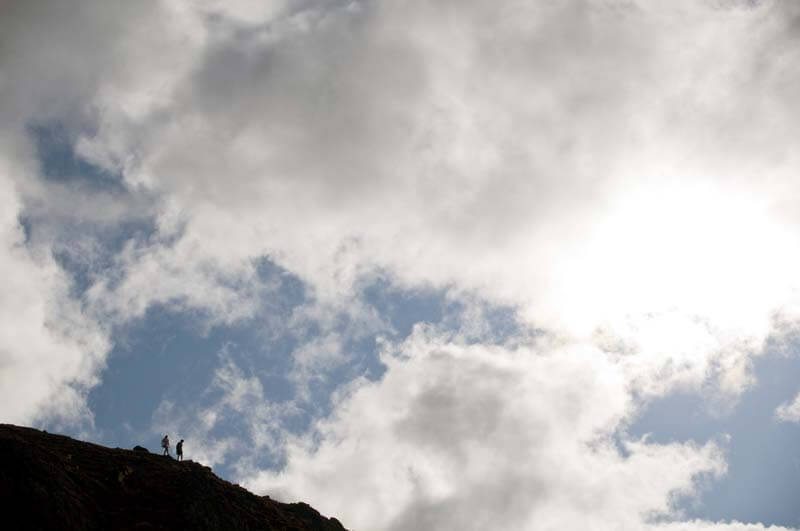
left=0, top=424, right=348, bottom=531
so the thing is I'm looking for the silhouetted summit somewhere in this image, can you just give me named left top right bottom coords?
left=0, top=424, right=348, bottom=531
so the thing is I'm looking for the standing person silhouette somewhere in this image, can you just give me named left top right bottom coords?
left=161, top=434, right=170, bottom=456
left=176, top=439, right=184, bottom=461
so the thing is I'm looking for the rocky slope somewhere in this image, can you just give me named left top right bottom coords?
left=0, top=424, right=348, bottom=530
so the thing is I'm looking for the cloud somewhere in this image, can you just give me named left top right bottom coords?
left=4, top=0, right=800, bottom=527
left=151, top=347, right=299, bottom=470
left=775, top=391, right=800, bottom=422
left=243, top=328, right=731, bottom=530
left=654, top=522, right=795, bottom=531
left=0, top=160, right=109, bottom=426
left=0, top=0, right=202, bottom=428
left=67, top=0, right=800, bottom=399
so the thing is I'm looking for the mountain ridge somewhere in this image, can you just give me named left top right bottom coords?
left=0, top=423, right=348, bottom=531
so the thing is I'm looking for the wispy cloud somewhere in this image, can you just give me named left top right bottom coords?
left=775, top=391, right=800, bottom=423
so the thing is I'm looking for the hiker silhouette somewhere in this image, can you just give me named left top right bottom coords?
left=161, top=434, right=170, bottom=456
left=176, top=439, right=184, bottom=461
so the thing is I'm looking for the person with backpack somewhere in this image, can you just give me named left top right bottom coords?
left=176, top=439, right=184, bottom=461
left=161, top=434, right=170, bottom=456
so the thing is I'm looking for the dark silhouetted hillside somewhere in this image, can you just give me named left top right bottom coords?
left=0, top=424, right=348, bottom=531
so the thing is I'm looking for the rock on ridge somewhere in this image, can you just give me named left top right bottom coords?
left=0, top=424, right=348, bottom=531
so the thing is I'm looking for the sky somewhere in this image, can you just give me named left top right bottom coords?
left=3, top=0, right=800, bottom=529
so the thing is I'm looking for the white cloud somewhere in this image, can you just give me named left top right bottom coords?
left=243, top=328, right=730, bottom=530
left=192, top=0, right=289, bottom=25
left=72, top=0, right=800, bottom=399
left=289, top=332, right=348, bottom=402
left=0, top=158, right=109, bottom=427
left=85, top=224, right=266, bottom=326
left=655, top=522, right=795, bottom=531
left=0, top=0, right=196, bottom=428
left=775, top=391, right=800, bottom=423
